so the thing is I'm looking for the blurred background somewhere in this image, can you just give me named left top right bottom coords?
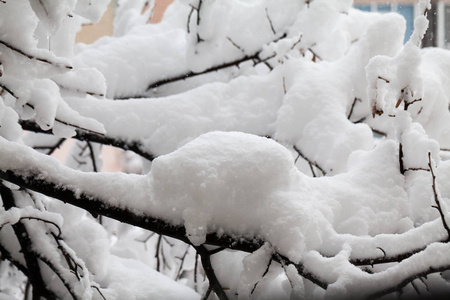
left=76, top=0, right=174, bottom=44
left=75, top=0, right=450, bottom=48
left=354, top=0, right=450, bottom=48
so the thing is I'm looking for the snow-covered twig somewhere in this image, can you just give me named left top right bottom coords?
left=0, top=40, right=72, bottom=70
left=274, top=253, right=328, bottom=290
left=20, top=119, right=156, bottom=161
left=428, top=152, right=450, bottom=241
left=145, top=33, right=287, bottom=92
left=0, top=184, right=57, bottom=299
left=0, top=148, right=330, bottom=294
left=367, top=263, right=450, bottom=300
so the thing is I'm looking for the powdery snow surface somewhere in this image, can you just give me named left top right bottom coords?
left=5, top=0, right=450, bottom=298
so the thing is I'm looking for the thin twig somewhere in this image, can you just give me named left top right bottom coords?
left=57, top=84, right=105, bottom=98
left=175, top=245, right=191, bottom=281
left=428, top=152, right=450, bottom=241
left=293, top=145, right=326, bottom=177
left=251, top=258, right=272, bottom=295
left=226, top=37, right=245, bottom=53
left=399, top=142, right=405, bottom=175
left=155, top=235, right=163, bottom=272
left=347, top=97, right=361, bottom=120
left=0, top=184, right=57, bottom=299
left=367, top=264, right=450, bottom=300
left=0, top=40, right=72, bottom=69
left=201, top=285, right=213, bottom=300
left=145, top=33, right=287, bottom=92
left=20, top=119, right=156, bottom=161
left=290, top=35, right=302, bottom=50
left=265, top=8, right=276, bottom=35
left=86, top=142, right=98, bottom=172
left=33, top=138, right=66, bottom=156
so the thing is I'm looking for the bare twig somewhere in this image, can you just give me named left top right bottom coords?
left=308, top=47, right=322, bottom=62
left=0, top=83, right=18, bottom=99
left=377, top=76, right=390, bottom=83
left=226, top=37, right=245, bottom=53
left=347, top=97, right=361, bottom=120
left=251, top=258, right=272, bottom=295
left=187, top=0, right=204, bottom=42
left=33, top=138, right=66, bottom=155
left=92, top=285, right=107, bottom=300
left=404, top=167, right=430, bottom=172
left=175, top=245, right=191, bottom=281
left=399, top=142, right=405, bottom=175
left=187, top=4, right=195, bottom=33
left=290, top=35, right=302, bottom=50
left=86, top=142, right=99, bottom=172
left=265, top=8, right=276, bottom=35
left=155, top=235, right=163, bottom=271
left=293, top=145, right=326, bottom=177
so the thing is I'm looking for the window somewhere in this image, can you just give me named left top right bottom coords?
left=445, top=4, right=450, bottom=47
left=354, top=2, right=415, bottom=44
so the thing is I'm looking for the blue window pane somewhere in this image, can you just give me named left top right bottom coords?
left=398, top=5, right=414, bottom=43
left=354, top=5, right=371, bottom=12
left=377, top=4, right=392, bottom=13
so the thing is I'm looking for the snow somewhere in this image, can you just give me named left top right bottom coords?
left=5, top=0, right=450, bottom=298
left=100, top=255, right=200, bottom=300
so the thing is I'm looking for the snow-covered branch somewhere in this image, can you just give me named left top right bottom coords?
left=20, top=119, right=156, bottom=161
left=5, top=0, right=450, bottom=298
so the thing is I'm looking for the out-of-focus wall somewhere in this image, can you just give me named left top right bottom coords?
left=75, top=2, right=114, bottom=44
left=76, top=0, right=174, bottom=44
left=151, top=0, right=174, bottom=23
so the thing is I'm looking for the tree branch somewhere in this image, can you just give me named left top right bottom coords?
left=0, top=160, right=329, bottom=292
left=428, top=152, right=450, bottom=241
left=20, top=119, right=156, bottom=161
left=367, top=264, right=450, bottom=300
left=195, top=245, right=229, bottom=300
left=0, top=40, right=72, bottom=70
left=0, top=168, right=260, bottom=254
left=0, top=184, right=56, bottom=300
left=145, top=33, right=287, bottom=92
left=293, top=145, right=326, bottom=177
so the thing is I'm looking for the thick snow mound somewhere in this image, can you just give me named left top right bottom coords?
left=149, top=132, right=326, bottom=261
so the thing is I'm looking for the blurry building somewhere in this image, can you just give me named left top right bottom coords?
left=354, top=0, right=450, bottom=48
left=76, top=0, right=174, bottom=44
